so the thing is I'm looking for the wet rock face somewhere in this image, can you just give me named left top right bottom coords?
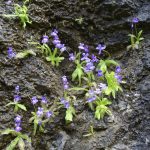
left=0, top=0, right=150, bottom=149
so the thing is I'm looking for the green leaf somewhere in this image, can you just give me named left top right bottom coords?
left=0, top=129, right=14, bottom=135
left=33, top=119, right=38, bottom=135
left=68, top=87, right=88, bottom=92
left=15, top=50, right=36, bottom=59
left=105, top=60, right=119, bottom=66
left=18, top=138, right=25, bottom=150
left=5, top=102, right=16, bottom=107
left=20, top=134, right=31, bottom=142
left=97, top=60, right=107, bottom=73
left=72, top=63, right=84, bottom=85
left=105, top=71, right=122, bottom=98
left=65, top=106, right=75, bottom=122
left=6, top=137, right=20, bottom=150
left=16, top=104, right=27, bottom=111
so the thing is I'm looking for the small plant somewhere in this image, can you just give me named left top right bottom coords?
left=83, top=125, right=95, bottom=137
left=29, top=96, right=57, bottom=135
left=6, top=86, right=27, bottom=112
left=75, top=17, right=84, bottom=24
left=3, top=0, right=32, bottom=28
left=0, top=115, right=31, bottom=150
left=127, top=18, right=144, bottom=50
left=94, top=98, right=112, bottom=120
left=31, top=30, right=66, bottom=66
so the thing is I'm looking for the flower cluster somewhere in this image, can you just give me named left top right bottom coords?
left=60, top=97, right=70, bottom=109
left=62, top=76, right=69, bottom=90
left=78, top=43, right=89, bottom=53
left=7, top=47, right=16, bottom=59
left=14, top=85, right=21, bottom=102
left=87, top=83, right=107, bottom=103
left=51, top=29, right=66, bottom=52
left=14, top=115, right=22, bottom=132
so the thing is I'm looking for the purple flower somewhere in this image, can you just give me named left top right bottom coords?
left=115, top=66, right=121, bottom=73
left=60, top=44, right=66, bottom=52
left=98, top=83, right=107, bottom=90
left=69, top=53, right=75, bottom=61
left=84, top=62, right=95, bottom=73
left=31, top=96, right=38, bottom=105
left=78, top=43, right=85, bottom=50
left=91, top=54, right=98, bottom=62
left=15, top=126, right=22, bottom=132
left=78, top=43, right=89, bottom=53
left=62, top=76, right=69, bottom=90
left=41, top=35, right=49, bottom=44
left=115, top=74, right=122, bottom=83
left=46, top=111, right=53, bottom=118
left=87, top=96, right=96, bottom=103
left=97, top=70, right=103, bottom=77
left=14, top=115, right=22, bottom=123
left=64, top=101, right=70, bottom=108
left=14, top=115, right=22, bottom=132
left=60, top=98, right=70, bottom=109
left=132, top=18, right=139, bottom=23
left=95, top=88, right=101, bottom=94
left=84, top=45, right=89, bottom=53
left=7, top=47, right=16, bottom=59
left=96, top=44, right=106, bottom=55
left=60, top=97, right=65, bottom=103
left=37, top=107, right=44, bottom=117
left=41, top=96, right=47, bottom=104
left=15, top=85, right=20, bottom=93
left=53, top=39, right=61, bottom=45
left=51, top=29, right=58, bottom=37
left=81, top=53, right=90, bottom=62
left=62, top=76, right=68, bottom=83
left=14, top=95, right=21, bottom=102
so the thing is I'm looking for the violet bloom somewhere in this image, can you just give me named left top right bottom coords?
left=97, top=70, right=103, bottom=77
left=132, top=17, right=139, bottom=23
left=51, top=29, right=58, bottom=37
left=15, top=85, right=20, bottom=93
left=14, top=115, right=22, bottom=123
left=14, top=95, right=21, bottom=102
left=96, top=44, right=106, bottom=55
left=115, top=74, right=122, bottom=83
left=115, top=66, right=121, bottom=73
left=46, top=111, right=53, bottom=118
left=78, top=43, right=85, bottom=50
left=81, top=53, right=90, bottom=62
left=64, top=101, right=70, bottom=109
left=7, top=47, right=16, bottom=59
left=60, top=97, right=70, bottom=109
left=87, top=96, right=96, bottom=103
left=69, top=53, right=75, bottom=61
left=53, top=39, right=61, bottom=45
left=84, top=45, right=89, bottom=53
left=41, top=96, right=47, bottom=104
left=60, top=97, right=66, bottom=104
left=31, top=96, right=38, bottom=105
left=15, top=126, right=22, bottom=132
left=84, top=62, right=95, bottom=73
left=91, top=54, right=98, bottom=62
left=62, top=76, right=69, bottom=90
left=37, top=107, right=44, bottom=117
left=98, top=83, right=107, bottom=90
left=41, top=35, right=49, bottom=44
left=60, top=44, right=66, bottom=52
left=87, top=89, right=96, bottom=103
